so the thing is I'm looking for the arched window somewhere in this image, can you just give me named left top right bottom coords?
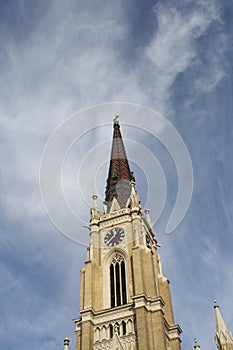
left=127, top=319, right=133, bottom=333
left=110, top=254, right=127, bottom=308
left=114, top=322, right=120, bottom=335
left=109, top=324, right=113, bottom=338
left=122, top=321, right=126, bottom=335
left=94, top=327, right=100, bottom=342
left=102, top=325, right=106, bottom=340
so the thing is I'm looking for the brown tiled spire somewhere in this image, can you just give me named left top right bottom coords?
left=105, top=116, right=134, bottom=209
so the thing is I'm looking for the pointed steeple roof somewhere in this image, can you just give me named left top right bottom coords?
left=214, top=301, right=233, bottom=348
left=105, top=116, right=134, bottom=209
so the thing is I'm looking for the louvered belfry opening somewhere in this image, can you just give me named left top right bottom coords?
left=105, top=118, right=134, bottom=210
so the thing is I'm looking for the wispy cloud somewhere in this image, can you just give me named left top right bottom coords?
left=144, top=0, right=225, bottom=111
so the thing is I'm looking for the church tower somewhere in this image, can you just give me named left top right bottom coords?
left=214, top=301, right=233, bottom=350
left=74, top=117, right=182, bottom=350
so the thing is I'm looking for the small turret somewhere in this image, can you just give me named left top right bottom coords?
left=145, top=208, right=153, bottom=227
left=127, top=180, right=141, bottom=210
left=90, top=194, right=100, bottom=221
left=64, top=338, right=70, bottom=350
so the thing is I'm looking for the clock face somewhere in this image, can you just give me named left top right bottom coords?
left=104, top=227, right=125, bottom=247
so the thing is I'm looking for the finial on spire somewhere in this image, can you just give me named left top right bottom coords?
left=130, top=171, right=135, bottom=183
left=64, top=338, right=70, bottom=350
left=90, top=195, right=100, bottom=221
left=113, top=114, right=119, bottom=122
left=130, top=179, right=136, bottom=187
left=113, top=115, right=120, bottom=126
left=145, top=208, right=154, bottom=229
left=92, top=194, right=98, bottom=207
left=128, top=180, right=140, bottom=209
left=194, top=338, right=200, bottom=349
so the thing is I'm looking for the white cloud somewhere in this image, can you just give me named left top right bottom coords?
left=144, top=0, right=224, bottom=110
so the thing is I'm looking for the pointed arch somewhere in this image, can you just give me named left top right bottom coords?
left=122, top=320, right=126, bottom=336
left=109, top=253, right=127, bottom=308
left=127, top=319, right=133, bottom=333
left=94, top=327, right=100, bottom=342
left=101, top=325, right=107, bottom=340
left=109, top=324, right=113, bottom=339
left=103, top=249, right=128, bottom=308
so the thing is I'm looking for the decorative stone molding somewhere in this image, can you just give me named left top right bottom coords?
left=164, top=320, right=182, bottom=341
left=100, top=208, right=131, bottom=221
left=132, top=294, right=165, bottom=313
left=93, top=327, right=137, bottom=350
left=99, top=215, right=131, bottom=229
left=77, top=303, right=135, bottom=326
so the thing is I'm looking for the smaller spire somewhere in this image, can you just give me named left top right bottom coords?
left=214, top=300, right=229, bottom=334
left=92, top=194, right=98, bottom=209
left=64, top=338, right=70, bottom=350
left=144, top=208, right=155, bottom=234
left=90, top=195, right=100, bottom=221
left=214, top=300, right=233, bottom=348
left=128, top=181, right=140, bottom=209
left=145, top=208, right=152, bottom=224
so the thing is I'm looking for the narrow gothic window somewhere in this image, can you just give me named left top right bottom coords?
left=115, top=322, right=120, bottom=335
left=109, top=324, right=113, bottom=338
left=102, top=325, right=106, bottom=339
left=110, top=254, right=127, bottom=307
left=94, top=327, right=100, bottom=342
left=122, top=321, right=126, bottom=335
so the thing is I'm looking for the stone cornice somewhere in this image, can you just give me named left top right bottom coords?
left=76, top=303, right=135, bottom=327
left=132, top=294, right=165, bottom=313
left=90, top=208, right=144, bottom=230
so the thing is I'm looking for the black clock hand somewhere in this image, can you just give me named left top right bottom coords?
left=104, top=230, right=115, bottom=245
left=107, top=230, right=118, bottom=244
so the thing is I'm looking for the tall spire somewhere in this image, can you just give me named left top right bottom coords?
left=214, top=301, right=233, bottom=350
left=105, top=116, right=134, bottom=209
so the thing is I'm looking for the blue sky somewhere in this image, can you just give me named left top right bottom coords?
left=0, top=1, right=233, bottom=349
